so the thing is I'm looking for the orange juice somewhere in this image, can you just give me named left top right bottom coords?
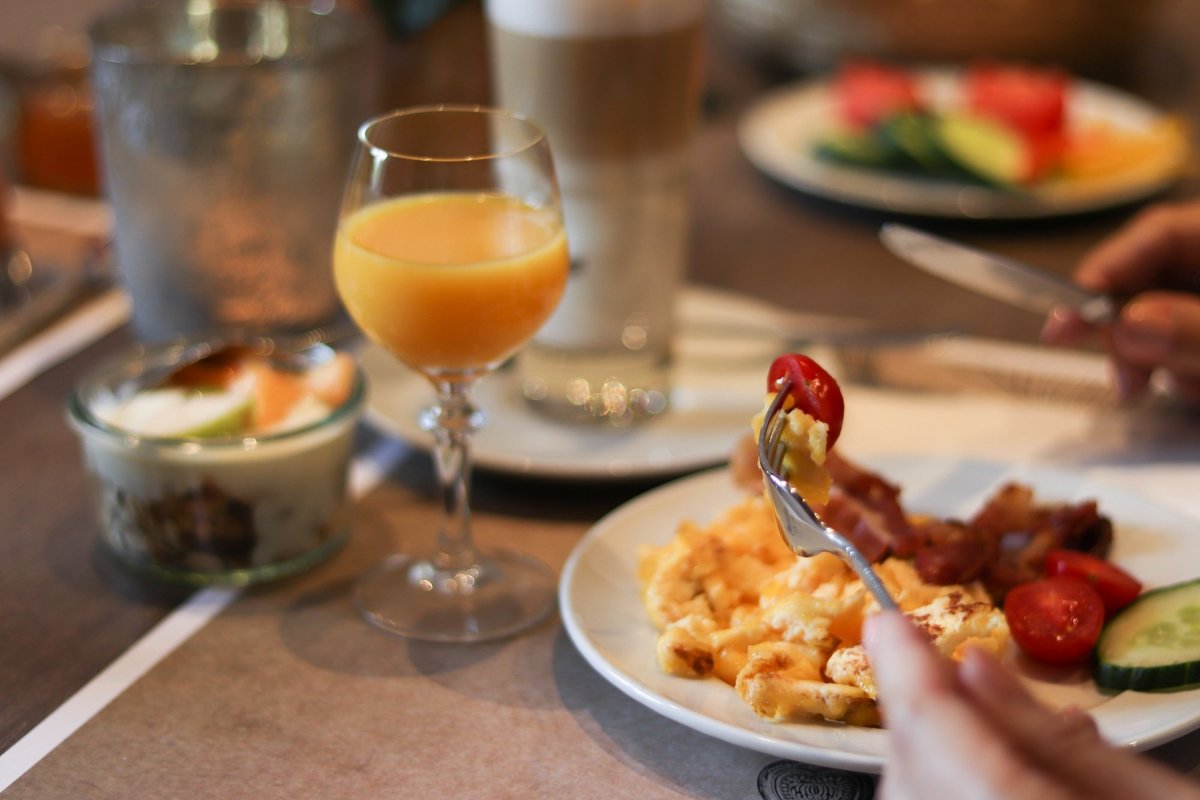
left=334, top=192, right=568, bottom=371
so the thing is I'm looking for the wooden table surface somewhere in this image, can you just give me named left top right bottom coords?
left=3, top=2, right=1200, bottom=795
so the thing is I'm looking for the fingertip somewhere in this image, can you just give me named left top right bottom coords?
left=1040, top=305, right=1093, bottom=346
left=865, top=611, right=960, bottom=701
left=863, top=609, right=909, bottom=654
left=1113, top=360, right=1153, bottom=402
left=1060, top=704, right=1102, bottom=741
left=1163, top=373, right=1200, bottom=406
left=1114, top=298, right=1176, bottom=363
left=959, top=646, right=1026, bottom=699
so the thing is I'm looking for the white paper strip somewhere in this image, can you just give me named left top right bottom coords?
left=0, top=586, right=238, bottom=791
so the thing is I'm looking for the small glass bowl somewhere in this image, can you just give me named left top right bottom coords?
left=67, top=335, right=365, bottom=586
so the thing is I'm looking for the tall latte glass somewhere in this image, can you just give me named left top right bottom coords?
left=486, top=0, right=706, bottom=424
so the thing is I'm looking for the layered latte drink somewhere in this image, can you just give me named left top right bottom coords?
left=486, top=0, right=706, bottom=423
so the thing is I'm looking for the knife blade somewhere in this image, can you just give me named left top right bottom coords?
left=879, top=222, right=1117, bottom=325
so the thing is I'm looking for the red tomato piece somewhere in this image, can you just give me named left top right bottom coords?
left=835, top=61, right=923, bottom=129
left=1023, top=130, right=1066, bottom=183
left=1044, top=549, right=1142, bottom=616
left=766, top=354, right=845, bottom=448
left=963, top=63, right=1068, bottom=141
left=1004, top=576, right=1105, bottom=665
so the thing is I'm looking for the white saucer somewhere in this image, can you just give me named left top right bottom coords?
left=359, top=286, right=866, bottom=480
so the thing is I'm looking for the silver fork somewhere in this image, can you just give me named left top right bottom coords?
left=758, top=378, right=899, bottom=611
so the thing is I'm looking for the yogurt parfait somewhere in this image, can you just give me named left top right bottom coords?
left=68, top=337, right=365, bottom=585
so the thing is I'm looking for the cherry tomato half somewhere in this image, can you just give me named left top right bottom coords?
left=766, top=353, right=845, bottom=448
left=1044, top=549, right=1142, bottom=617
left=835, top=61, right=923, bottom=129
left=1004, top=576, right=1105, bottom=665
left=963, top=63, right=1067, bottom=141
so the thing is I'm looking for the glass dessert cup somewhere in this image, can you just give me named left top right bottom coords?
left=67, top=335, right=365, bottom=586
left=334, top=105, right=568, bottom=642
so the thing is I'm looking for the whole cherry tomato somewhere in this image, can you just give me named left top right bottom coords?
left=766, top=353, right=845, bottom=448
left=1044, top=549, right=1142, bottom=617
left=1004, top=576, right=1105, bottom=665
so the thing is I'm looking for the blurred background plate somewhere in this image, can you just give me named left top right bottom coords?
left=359, top=286, right=780, bottom=480
left=737, top=69, right=1189, bottom=219
left=358, top=284, right=908, bottom=480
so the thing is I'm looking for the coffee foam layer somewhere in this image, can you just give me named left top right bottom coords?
left=485, top=0, right=704, bottom=37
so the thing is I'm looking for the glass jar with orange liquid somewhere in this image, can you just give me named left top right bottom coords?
left=15, top=37, right=100, bottom=197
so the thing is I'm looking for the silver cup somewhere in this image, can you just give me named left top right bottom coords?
left=89, top=0, right=371, bottom=341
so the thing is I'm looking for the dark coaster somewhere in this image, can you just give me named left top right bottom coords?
left=757, top=760, right=876, bottom=800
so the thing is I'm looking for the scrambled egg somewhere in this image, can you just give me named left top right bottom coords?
left=751, top=393, right=832, bottom=505
left=638, top=495, right=1009, bottom=728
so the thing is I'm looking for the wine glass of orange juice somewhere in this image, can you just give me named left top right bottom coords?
left=334, top=106, right=568, bottom=642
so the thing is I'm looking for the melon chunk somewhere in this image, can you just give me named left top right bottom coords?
left=303, top=353, right=356, bottom=409
left=240, top=362, right=307, bottom=430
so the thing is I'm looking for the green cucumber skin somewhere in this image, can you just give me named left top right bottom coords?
left=1093, top=576, right=1200, bottom=692
left=932, top=114, right=1023, bottom=188
left=813, top=113, right=1001, bottom=187
left=814, top=130, right=909, bottom=170
left=879, top=113, right=964, bottom=176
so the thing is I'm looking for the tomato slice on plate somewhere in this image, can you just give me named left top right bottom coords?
left=766, top=354, right=845, bottom=448
left=835, top=61, right=923, bottom=129
left=963, top=63, right=1067, bottom=140
left=1004, top=576, right=1105, bottom=665
left=1044, top=549, right=1142, bottom=616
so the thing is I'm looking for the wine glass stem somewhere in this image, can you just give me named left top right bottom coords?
left=430, top=380, right=482, bottom=572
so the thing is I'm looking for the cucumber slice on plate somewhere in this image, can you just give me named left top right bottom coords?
left=814, top=129, right=908, bottom=170
left=879, top=112, right=960, bottom=174
left=1094, top=577, right=1200, bottom=692
left=935, top=113, right=1029, bottom=187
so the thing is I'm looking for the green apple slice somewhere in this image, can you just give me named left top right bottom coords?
left=102, top=387, right=254, bottom=438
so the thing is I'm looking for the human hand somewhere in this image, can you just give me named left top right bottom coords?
left=863, top=610, right=1200, bottom=800
left=1041, top=202, right=1200, bottom=404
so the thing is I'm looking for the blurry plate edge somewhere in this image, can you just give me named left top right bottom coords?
left=559, top=457, right=1200, bottom=772
left=737, top=71, right=1188, bottom=220
left=357, top=286, right=793, bottom=481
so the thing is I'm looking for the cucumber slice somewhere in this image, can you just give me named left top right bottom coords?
left=879, top=112, right=960, bottom=174
left=1094, top=577, right=1200, bottom=692
left=814, top=129, right=907, bottom=170
left=934, top=113, right=1028, bottom=187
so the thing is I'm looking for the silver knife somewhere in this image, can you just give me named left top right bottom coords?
left=879, top=222, right=1117, bottom=325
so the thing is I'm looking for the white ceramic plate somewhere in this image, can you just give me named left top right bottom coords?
left=359, top=286, right=881, bottom=480
left=737, top=71, right=1188, bottom=219
left=357, top=290, right=759, bottom=480
left=559, top=455, right=1200, bottom=772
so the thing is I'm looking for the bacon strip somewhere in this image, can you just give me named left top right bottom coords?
left=728, top=436, right=1114, bottom=604
left=819, top=462, right=1113, bottom=602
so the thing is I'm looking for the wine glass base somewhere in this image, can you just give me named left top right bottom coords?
left=354, top=548, right=557, bottom=643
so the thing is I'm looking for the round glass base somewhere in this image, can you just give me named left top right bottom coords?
left=354, top=548, right=557, bottom=642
